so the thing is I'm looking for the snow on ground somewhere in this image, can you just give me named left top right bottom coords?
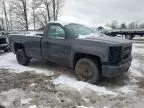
left=0, top=52, right=119, bottom=96
left=76, top=106, right=94, bottom=108
left=118, top=85, right=137, bottom=94
left=0, top=89, right=26, bottom=107
left=129, top=60, right=143, bottom=77
left=132, top=47, right=144, bottom=55
left=0, top=38, right=144, bottom=108
left=53, top=75, right=117, bottom=96
left=0, top=53, right=54, bottom=76
left=127, top=42, right=144, bottom=78
left=28, top=105, right=37, bottom=108
left=0, top=38, right=144, bottom=102
left=132, top=42, right=144, bottom=55
left=21, top=98, right=32, bottom=105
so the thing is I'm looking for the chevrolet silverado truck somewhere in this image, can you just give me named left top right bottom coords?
left=9, top=22, right=132, bottom=84
left=0, top=31, right=9, bottom=52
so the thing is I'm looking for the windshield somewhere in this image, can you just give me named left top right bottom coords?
left=65, top=24, right=94, bottom=38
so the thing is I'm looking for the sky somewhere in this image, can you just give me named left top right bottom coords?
left=60, top=0, right=144, bottom=25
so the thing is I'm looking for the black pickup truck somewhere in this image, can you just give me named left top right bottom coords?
left=9, top=22, right=132, bottom=84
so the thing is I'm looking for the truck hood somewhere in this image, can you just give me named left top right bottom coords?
left=77, top=34, right=132, bottom=45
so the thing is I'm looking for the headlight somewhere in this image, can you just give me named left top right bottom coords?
left=109, top=46, right=122, bottom=65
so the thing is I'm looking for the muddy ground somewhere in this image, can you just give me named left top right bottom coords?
left=0, top=37, right=144, bottom=108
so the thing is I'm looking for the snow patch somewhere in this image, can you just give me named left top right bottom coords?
left=53, top=75, right=117, bottom=96
left=132, top=47, right=144, bottom=55
left=119, top=86, right=137, bottom=94
left=77, top=106, right=94, bottom=108
left=131, top=60, right=141, bottom=69
left=21, top=98, right=32, bottom=104
left=0, top=53, right=54, bottom=76
left=103, top=106, right=109, bottom=108
left=28, top=105, right=37, bottom=108
left=130, top=60, right=143, bottom=77
left=0, top=89, right=25, bottom=107
left=29, top=83, right=38, bottom=87
left=130, top=68, right=143, bottom=77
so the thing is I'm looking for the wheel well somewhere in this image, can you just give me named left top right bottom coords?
left=73, top=53, right=101, bottom=69
left=14, top=43, right=24, bottom=52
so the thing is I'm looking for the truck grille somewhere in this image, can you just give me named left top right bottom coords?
left=0, top=38, right=7, bottom=44
left=121, top=44, right=132, bottom=64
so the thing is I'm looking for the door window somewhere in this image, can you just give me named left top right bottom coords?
left=48, top=25, right=65, bottom=39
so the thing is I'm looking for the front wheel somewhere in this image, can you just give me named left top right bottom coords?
left=75, top=58, right=100, bottom=84
left=16, top=49, right=30, bottom=66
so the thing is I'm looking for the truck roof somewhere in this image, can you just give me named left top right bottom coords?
left=48, top=21, right=76, bottom=26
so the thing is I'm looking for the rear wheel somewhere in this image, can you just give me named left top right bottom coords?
left=16, top=49, right=30, bottom=66
left=75, top=58, right=100, bottom=84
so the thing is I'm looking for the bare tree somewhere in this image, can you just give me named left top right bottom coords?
left=30, top=0, right=42, bottom=30
left=0, top=0, right=64, bottom=30
left=40, top=0, right=51, bottom=22
left=2, top=0, right=9, bottom=31
left=51, top=0, right=56, bottom=21
left=120, top=23, right=127, bottom=29
left=10, top=0, right=29, bottom=30
left=9, top=2, right=13, bottom=30
left=139, top=23, right=144, bottom=29
left=0, top=10, right=5, bottom=31
left=128, top=22, right=138, bottom=29
left=51, top=0, right=64, bottom=21
left=35, top=10, right=48, bottom=27
left=22, top=0, right=29, bottom=30
left=33, top=0, right=52, bottom=27
left=37, top=0, right=64, bottom=22
left=31, top=0, right=36, bottom=30
left=107, top=20, right=119, bottom=29
left=0, top=18, right=5, bottom=30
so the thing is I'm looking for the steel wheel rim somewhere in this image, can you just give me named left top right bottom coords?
left=76, top=62, right=93, bottom=81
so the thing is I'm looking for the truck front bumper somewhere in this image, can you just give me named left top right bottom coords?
left=102, top=61, right=131, bottom=78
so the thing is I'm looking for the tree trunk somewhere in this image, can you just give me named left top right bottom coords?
left=3, top=0, right=9, bottom=31
left=52, top=0, right=56, bottom=21
left=1, top=11, right=5, bottom=30
left=46, top=4, right=51, bottom=22
left=9, top=11, right=13, bottom=30
left=32, top=0, right=36, bottom=30
left=23, top=0, right=29, bottom=30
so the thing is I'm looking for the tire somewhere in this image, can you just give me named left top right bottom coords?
left=75, top=58, right=100, bottom=84
left=16, top=49, right=30, bottom=66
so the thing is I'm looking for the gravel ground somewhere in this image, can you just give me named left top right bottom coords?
left=0, top=37, right=144, bottom=108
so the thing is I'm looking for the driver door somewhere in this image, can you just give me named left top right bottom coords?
left=41, top=24, right=70, bottom=66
